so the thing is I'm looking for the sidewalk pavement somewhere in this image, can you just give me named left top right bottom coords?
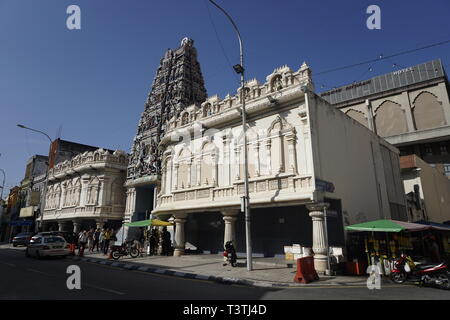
left=68, top=249, right=383, bottom=288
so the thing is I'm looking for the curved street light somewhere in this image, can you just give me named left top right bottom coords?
left=0, top=168, right=5, bottom=201
left=208, top=0, right=253, bottom=271
left=17, top=124, right=53, bottom=232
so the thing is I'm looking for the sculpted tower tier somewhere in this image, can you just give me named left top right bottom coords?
left=125, top=38, right=207, bottom=223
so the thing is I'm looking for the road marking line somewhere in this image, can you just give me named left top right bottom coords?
left=0, top=261, right=16, bottom=267
left=84, top=284, right=125, bottom=295
left=26, top=268, right=53, bottom=277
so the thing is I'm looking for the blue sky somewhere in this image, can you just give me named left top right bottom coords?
left=1, top=0, right=449, bottom=196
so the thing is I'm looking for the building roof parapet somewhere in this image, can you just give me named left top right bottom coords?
left=48, top=148, right=128, bottom=178
left=163, top=63, right=313, bottom=133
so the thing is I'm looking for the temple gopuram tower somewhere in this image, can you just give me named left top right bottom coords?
left=124, top=38, right=207, bottom=223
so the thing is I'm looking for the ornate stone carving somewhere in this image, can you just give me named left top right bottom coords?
left=127, top=38, right=207, bottom=181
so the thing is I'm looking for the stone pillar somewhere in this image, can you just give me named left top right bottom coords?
left=58, top=221, right=65, bottom=231
left=286, top=133, right=297, bottom=175
left=401, top=91, right=415, bottom=132
left=265, top=140, right=272, bottom=175
left=223, top=135, right=231, bottom=185
left=73, top=221, right=81, bottom=234
left=211, top=153, right=218, bottom=186
left=366, top=99, right=375, bottom=132
left=173, top=213, right=187, bottom=257
left=307, top=202, right=330, bottom=274
left=186, top=160, right=192, bottom=188
left=96, top=219, right=106, bottom=230
left=254, top=142, right=260, bottom=177
left=196, top=156, right=202, bottom=186
left=173, top=163, right=179, bottom=190
left=234, top=147, right=241, bottom=180
left=222, top=210, right=239, bottom=247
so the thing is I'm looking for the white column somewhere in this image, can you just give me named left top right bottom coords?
left=173, top=213, right=187, bottom=257
left=307, top=202, right=330, bottom=274
left=73, top=221, right=81, bottom=234
left=61, top=183, right=67, bottom=208
left=211, top=153, right=218, bottom=186
left=173, top=163, right=179, bottom=190
left=234, top=147, right=240, bottom=180
left=286, top=133, right=298, bottom=175
left=254, top=142, right=260, bottom=177
left=96, top=219, right=106, bottom=230
left=223, top=135, right=230, bottom=186
left=80, top=175, right=90, bottom=206
left=196, top=156, right=202, bottom=186
left=222, top=210, right=238, bottom=247
left=58, top=221, right=65, bottom=231
left=187, top=160, right=192, bottom=188
left=265, top=140, right=272, bottom=176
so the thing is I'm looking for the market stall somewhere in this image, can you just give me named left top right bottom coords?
left=344, top=219, right=431, bottom=276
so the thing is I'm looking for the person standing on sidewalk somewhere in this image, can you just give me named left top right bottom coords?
left=93, top=228, right=101, bottom=252
left=87, top=228, right=94, bottom=252
left=103, top=229, right=112, bottom=255
left=149, top=229, right=157, bottom=256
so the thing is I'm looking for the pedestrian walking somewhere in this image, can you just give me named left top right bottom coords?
left=103, top=229, right=112, bottom=255
left=78, top=230, right=88, bottom=256
left=161, top=227, right=171, bottom=256
left=93, top=228, right=101, bottom=252
left=87, top=228, right=94, bottom=252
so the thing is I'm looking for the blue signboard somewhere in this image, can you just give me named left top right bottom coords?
left=315, top=179, right=335, bottom=193
left=10, top=220, right=33, bottom=226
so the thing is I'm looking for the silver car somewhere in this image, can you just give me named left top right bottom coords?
left=25, top=235, right=70, bottom=258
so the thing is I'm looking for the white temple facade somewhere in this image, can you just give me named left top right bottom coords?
left=146, top=62, right=406, bottom=272
left=43, top=149, right=128, bottom=233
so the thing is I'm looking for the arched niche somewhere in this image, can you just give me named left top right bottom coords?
left=374, top=101, right=408, bottom=137
left=412, top=91, right=446, bottom=130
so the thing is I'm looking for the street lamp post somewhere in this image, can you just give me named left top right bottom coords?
left=17, top=124, right=53, bottom=232
left=0, top=168, right=5, bottom=201
left=208, top=0, right=253, bottom=271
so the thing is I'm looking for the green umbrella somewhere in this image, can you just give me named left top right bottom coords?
left=124, top=219, right=172, bottom=227
left=345, top=219, right=430, bottom=233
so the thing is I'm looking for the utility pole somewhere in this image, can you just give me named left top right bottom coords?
left=17, top=124, right=53, bottom=232
left=208, top=0, right=253, bottom=270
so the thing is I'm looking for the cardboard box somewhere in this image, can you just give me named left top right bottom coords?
left=292, top=244, right=302, bottom=254
left=284, top=246, right=293, bottom=254
left=285, top=253, right=294, bottom=261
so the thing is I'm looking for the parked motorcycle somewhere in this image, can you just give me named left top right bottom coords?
left=390, top=253, right=450, bottom=290
left=111, top=241, right=140, bottom=260
left=223, top=241, right=237, bottom=267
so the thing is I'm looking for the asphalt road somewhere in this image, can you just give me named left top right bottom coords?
left=1, top=246, right=450, bottom=300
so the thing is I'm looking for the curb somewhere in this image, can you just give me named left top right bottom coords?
left=66, top=255, right=373, bottom=288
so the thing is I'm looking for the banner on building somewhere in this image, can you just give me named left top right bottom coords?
left=19, top=206, right=35, bottom=218
left=30, top=191, right=41, bottom=206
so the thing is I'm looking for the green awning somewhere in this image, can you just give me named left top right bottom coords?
left=345, top=219, right=430, bottom=233
left=124, top=219, right=173, bottom=227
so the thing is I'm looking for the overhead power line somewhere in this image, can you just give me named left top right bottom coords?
left=315, top=39, right=450, bottom=76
